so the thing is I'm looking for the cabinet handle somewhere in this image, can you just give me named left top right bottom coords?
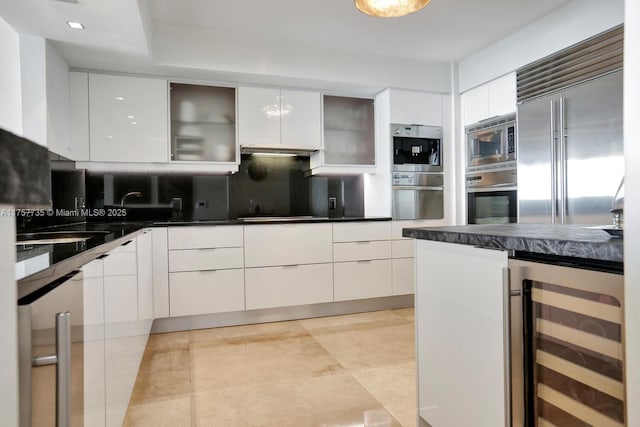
left=97, top=253, right=110, bottom=260
left=121, top=240, right=133, bottom=246
left=356, top=241, right=371, bottom=245
left=357, top=260, right=372, bottom=264
left=283, top=265, right=299, bottom=269
left=32, top=312, right=71, bottom=427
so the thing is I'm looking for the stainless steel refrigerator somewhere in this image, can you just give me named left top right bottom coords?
left=517, top=70, right=624, bottom=225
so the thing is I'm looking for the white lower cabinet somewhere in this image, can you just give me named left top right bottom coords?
left=392, top=258, right=414, bottom=295
left=245, top=263, right=333, bottom=310
left=334, top=259, right=392, bottom=301
left=102, top=234, right=150, bottom=427
left=169, top=269, right=245, bottom=317
left=415, top=240, right=508, bottom=427
left=82, top=258, right=106, bottom=427
left=167, top=225, right=245, bottom=318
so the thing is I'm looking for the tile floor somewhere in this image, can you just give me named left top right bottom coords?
left=124, top=308, right=416, bottom=427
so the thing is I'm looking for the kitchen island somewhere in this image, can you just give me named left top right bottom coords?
left=404, top=224, right=624, bottom=427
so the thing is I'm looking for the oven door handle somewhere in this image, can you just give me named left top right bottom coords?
left=392, top=185, right=444, bottom=191
left=467, top=185, right=517, bottom=193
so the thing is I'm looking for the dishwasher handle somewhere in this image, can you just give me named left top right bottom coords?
left=31, top=311, right=71, bottom=427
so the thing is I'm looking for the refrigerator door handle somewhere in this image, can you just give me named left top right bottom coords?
left=559, top=96, right=567, bottom=224
left=550, top=99, right=557, bottom=223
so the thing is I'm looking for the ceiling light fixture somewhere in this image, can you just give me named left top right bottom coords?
left=354, top=0, right=431, bottom=17
left=66, top=21, right=84, bottom=30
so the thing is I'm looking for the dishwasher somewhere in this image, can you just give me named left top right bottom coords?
left=18, top=270, right=84, bottom=427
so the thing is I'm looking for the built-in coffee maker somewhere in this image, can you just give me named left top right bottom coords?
left=390, top=124, right=444, bottom=220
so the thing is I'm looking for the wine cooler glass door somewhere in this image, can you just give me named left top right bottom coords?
left=513, top=259, right=625, bottom=427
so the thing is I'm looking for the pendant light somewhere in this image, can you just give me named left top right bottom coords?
left=354, top=0, right=431, bottom=17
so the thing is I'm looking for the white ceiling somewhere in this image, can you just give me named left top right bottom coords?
left=0, top=0, right=574, bottom=93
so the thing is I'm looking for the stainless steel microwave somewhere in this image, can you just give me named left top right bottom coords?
left=466, top=114, right=516, bottom=170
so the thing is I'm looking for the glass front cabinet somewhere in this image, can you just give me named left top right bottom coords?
left=169, top=83, right=238, bottom=169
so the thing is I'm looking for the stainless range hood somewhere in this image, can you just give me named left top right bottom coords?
left=240, top=145, right=320, bottom=157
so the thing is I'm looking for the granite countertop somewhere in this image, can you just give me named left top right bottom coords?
left=402, top=224, right=624, bottom=263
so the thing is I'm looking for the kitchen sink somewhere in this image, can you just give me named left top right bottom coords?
left=16, top=231, right=110, bottom=245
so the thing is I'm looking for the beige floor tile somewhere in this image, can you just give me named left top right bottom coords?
left=299, top=309, right=406, bottom=330
left=192, top=374, right=402, bottom=427
left=189, top=319, right=309, bottom=345
left=352, top=362, right=417, bottom=427
left=123, top=396, right=191, bottom=427
left=129, top=347, right=191, bottom=404
left=190, top=335, right=344, bottom=392
left=145, top=331, right=190, bottom=352
left=391, top=307, right=415, bottom=322
left=307, top=319, right=415, bottom=370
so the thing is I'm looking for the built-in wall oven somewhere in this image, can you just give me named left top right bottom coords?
left=508, top=256, right=625, bottom=427
left=466, top=169, right=517, bottom=224
left=391, top=124, right=444, bottom=220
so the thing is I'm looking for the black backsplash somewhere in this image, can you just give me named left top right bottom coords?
left=19, top=154, right=365, bottom=230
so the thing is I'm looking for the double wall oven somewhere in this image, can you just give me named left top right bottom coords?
left=466, top=114, right=517, bottom=224
left=391, top=124, right=444, bottom=220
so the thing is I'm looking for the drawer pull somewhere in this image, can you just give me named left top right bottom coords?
left=357, top=260, right=372, bottom=264
left=283, top=265, right=300, bottom=269
left=121, top=240, right=133, bottom=246
left=356, top=241, right=371, bottom=245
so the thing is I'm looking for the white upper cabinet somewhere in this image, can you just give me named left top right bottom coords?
left=487, top=72, right=517, bottom=118
left=68, top=71, right=90, bottom=161
left=89, top=74, right=168, bottom=163
left=238, top=86, right=321, bottom=150
left=462, top=72, right=516, bottom=125
left=389, top=90, right=443, bottom=126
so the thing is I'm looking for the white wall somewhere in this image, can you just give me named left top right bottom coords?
left=0, top=16, right=22, bottom=135
left=458, top=0, right=624, bottom=92
left=20, top=34, right=47, bottom=147
left=624, top=0, right=640, bottom=423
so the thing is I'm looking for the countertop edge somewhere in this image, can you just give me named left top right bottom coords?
left=402, top=225, right=624, bottom=263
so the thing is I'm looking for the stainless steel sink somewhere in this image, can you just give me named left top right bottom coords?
left=16, top=231, right=110, bottom=245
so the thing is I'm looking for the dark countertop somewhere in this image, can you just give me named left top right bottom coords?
left=402, top=224, right=624, bottom=263
left=16, top=216, right=391, bottom=300
left=0, top=128, right=51, bottom=207
left=153, top=216, right=392, bottom=226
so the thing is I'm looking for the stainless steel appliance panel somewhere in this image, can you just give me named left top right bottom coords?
left=392, top=186, right=443, bottom=220
left=18, top=271, right=84, bottom=427
left=562, top=72, right=624, bottom=224
left=516, top=94, right=559, bottom=223
left=517, top=71, right=623, bottom=225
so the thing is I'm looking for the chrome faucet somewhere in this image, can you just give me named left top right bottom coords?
left=120, top=191, right=142, bottom=207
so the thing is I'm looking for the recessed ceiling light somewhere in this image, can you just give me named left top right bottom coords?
left=115, top=97, right=125, bottom=101
left=131, top=121, right=137, bottom=125
left=66, top=21, right=84, bottom=30
left=127, top=115, right=135, bottom=119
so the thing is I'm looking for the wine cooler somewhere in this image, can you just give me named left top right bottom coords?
left=509, top=257, right=625, bottom=427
